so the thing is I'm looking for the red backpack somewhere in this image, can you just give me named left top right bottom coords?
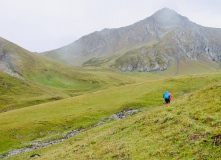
left=169, top=93, right=172, bottom=100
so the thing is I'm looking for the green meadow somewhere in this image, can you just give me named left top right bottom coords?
left=10, top=78, right=220, bottom=160
left=1, top=38, right=152, bottom=112
left=1, top=6, right=221, bottom=159
left=1, top=72, right=221, bottom=158
left=1, top=37, right=221, bottom=159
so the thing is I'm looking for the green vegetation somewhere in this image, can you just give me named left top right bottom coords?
left=0, top=71, right=70, bottom=112
left=1, top=73, right=221, bottom=157
left=7, top=74, right=221, bottom=160
left=0, top=37, right=147, bottom=112
left=83, top=38, right=220, bottom=76
left=153, top=59, right=221, bottom=76
left=0, top=37, right=103, bottom=90
left=0, top=65, right=148, bottom=112
left=1, top=37, right=221, bottom=159
left=115, top=50, right=139, bottom=67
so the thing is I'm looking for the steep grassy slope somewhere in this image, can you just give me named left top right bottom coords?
left=0, top=71, right=70, bottom=112
left=1, top=37, right=146, bottom=90
left=0, top=37, right=146, bottom=112
left=0, top=37, right=103, bottom=90
left=8, top=75, right=221, bottom=160
left=1, top=65, right=154, bottom=112
left=1, top=73, right=221, bottom=157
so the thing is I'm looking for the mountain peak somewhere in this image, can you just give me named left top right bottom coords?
left=157, top=7, right=176, bottom=13
left=150, top=8, right=189, bottom=26
left=153, top=8, right=178, bottom=16
left=43, top=8, right=221, bottom=68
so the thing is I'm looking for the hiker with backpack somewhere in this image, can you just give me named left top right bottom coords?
left=163, top=91, right=172, bottom=104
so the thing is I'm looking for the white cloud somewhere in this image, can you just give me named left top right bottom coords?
left=0, top=0, right=220, bottom=52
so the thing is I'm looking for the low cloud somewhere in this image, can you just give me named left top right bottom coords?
left=0, top=0, right=220, bottom=52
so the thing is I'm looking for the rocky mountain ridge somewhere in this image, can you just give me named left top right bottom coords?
left=43, top=8, right=190, bottom=65
left=115, top=26, right=221, bottom=72
left=43, top=8, right=221, bottom=71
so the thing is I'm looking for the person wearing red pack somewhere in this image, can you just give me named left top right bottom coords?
left=163, top=91, right=172, bottom=104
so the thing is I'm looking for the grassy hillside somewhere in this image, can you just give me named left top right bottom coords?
left=1, top=36, right=220, bottom=113
left=0, top=37, right=148, bottom=112
left=1, top=73, right=221, bottom=157
left=1, top=66, right=153, bottom=112
left=1, top=37, right=221, bottom=159
left=0, top=37, right=107, bottom=90
left=14, top=79, right=221, bottom=160
left=7, top=74, right=221, bottom=160
left=1, top=37, right=148, bottom=89
left=0, top=71, right=70, bottom=112
left=153, top=58, right=221, bottom=76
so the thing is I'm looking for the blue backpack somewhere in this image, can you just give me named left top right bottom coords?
left=163, top=91, right=170, bottom=99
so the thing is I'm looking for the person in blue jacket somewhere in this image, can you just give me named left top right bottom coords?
left=163, top=91, right=171, bottom=104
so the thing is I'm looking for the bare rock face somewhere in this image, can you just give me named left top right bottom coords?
left=43, top=8, right=221, bottom=71
left=0, top=63, right=24, bottom=80
left=116, top=19, right=221, bottom=72
left=0, top=42, right=24, bottom=79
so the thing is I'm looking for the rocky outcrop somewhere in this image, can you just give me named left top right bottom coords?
left=0, top=63, right=24, bottom=80
left=116, top=24, right=221, bottom=72
left=0, top=45, right=24, bottom=79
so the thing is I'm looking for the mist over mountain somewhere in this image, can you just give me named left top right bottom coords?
left=42, top=8, right=221, bottom=72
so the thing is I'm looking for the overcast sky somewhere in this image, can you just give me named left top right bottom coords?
left=0, top=0, right=221, bottom=52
